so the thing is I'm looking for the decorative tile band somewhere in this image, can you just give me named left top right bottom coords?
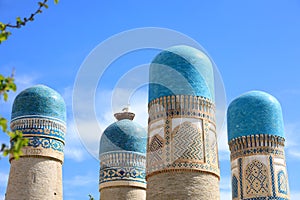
left=9, top=145, right=64, bottom=162
left=148, top=95, right=216, bottom=123
left=229, top=134, right=285, bottom=153
left=27, top=136, right=64, bottom=152
left=231, top=148, right=290, bottom=199
left=11, top=116, right=66, bottom=142
left=147, top=95, right=220, bottom=178
left=10, top=116, right=66, bottom=161
left=99, top=151, right=146, bottom=189
left=230, top=147, right=285, bottom=160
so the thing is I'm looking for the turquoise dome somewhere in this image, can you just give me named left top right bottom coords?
left=99, top=119, right=147, bottom=154
left=149, top=45, right=215, bottom=102
left=227, top=91, right=284, bottom=142
left=11, top=85, right=66, bottom=122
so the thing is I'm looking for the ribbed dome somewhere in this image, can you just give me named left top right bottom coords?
left=99, top=119, right=147, bottom=155
left=227, top=91, right=284, bottom=142
left=149, top=45, right=215, bottom=102
left=11, top=85, right=66, bottom=122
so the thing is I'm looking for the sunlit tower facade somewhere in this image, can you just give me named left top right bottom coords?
left=6, top=85, right=66, bottom=200
left=147, top=45, right=220, bottom=199
left=227, top=91, right=290, bottom=200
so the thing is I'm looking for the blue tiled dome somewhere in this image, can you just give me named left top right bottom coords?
left=227, top=91, right=284, bottom=142
left=11, top=85, right=66, bottom=122
left=149, top=45, right=215, bottom=102
left=99, top=119, right=147, bottom=154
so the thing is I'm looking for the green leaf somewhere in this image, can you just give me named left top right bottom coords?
left=54, top=0, right=59, bottom=4
left=3, top=92, right=8, bottom=101
left=43, top=3, right=49, bottom=9
left=2, top=150, right=8, bottom=157
left=0, top=117, right=8, bottom=132
left=0, top=22, right=5, bottom=31
left=0, top=31, right=11, bottom=43
left=16, top=17, right=22, bottom=23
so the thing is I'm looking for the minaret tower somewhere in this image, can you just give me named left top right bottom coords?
left=147, top=45, right=220, bottom=199
left=99, top=109, right=147, bottom=200
left=6, top=85, right=66, bottom=200
left=227, top=91, right=290, bottom=200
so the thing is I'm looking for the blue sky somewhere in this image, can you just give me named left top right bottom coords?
left=1, top=0, right=300, bottom=199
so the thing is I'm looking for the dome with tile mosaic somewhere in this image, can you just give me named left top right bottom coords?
left=227, top=90, right=285, bottom=141
left=149, top=45, right=215, bottom=102
left=11, top=84, right=66, bottom=122
left=99, top=114, right=147, bottom=155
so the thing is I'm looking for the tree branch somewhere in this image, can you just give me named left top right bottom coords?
left=0, top=0, right=59, bottom=43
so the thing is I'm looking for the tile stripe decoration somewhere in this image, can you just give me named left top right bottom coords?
left=10, top=115, right=66, bottom=162
left=233, top=134, right=290, bottom=200
left=99, top=151, right=146, bottom=189
left=147, top=95, right=220, bottom=178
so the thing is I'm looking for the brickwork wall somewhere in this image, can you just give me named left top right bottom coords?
left=146, top=171, right=220, bottom=200
left=100, top=187, right=146, bottom=200
left=6, top=157, right=62, bottom=200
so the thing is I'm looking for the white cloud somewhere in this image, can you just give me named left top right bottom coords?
left=14, top=73, right=38, bottom=91
left=285, top=122, right=300, bottom=148
left=220, top=176, right=231, bottom=191
left=285, top=122, right=300, bottom=160
left=71, top=87, right=149, bottom=160
left=63, top=172, right=98, bottom=199
left=0, top=172, right=8, bottom=186
left=288, top=150, right=300, bottom=158
left=220, top=190, right=231, bottom=200
left=217, top=123, right=230, bottom=161
left=64, top=173, right=97, bottom=187
left=291, top=190, right=300, bottom=200
left=62, top=86, right=73, bottom=108
left=64, top=147, right=85, bottom=162
left=64, top=120, right=90, bottom=162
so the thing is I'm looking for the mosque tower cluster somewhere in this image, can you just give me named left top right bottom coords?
left=5, top=45, right=290, bottom=200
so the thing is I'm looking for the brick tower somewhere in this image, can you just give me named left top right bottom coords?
left=99, top=110, right=147, bottom=200
left=147, top=45, right=220, bottom=199
left=227, top=91, right=290, bottom=200
left=5, top=85, right=66, bottom=200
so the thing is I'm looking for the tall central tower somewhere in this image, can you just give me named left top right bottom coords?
left=147, top=45, right=220, bottom=199
left=6, top=85, right=66, bottom=200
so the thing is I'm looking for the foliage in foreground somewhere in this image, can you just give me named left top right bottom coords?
left=0, top=72, right=28, bottom=159
left=0, top=0, right=59, bottom=44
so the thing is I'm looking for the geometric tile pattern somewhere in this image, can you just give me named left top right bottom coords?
left=230, top=134, right=290, bottom=200
left=27, top=136, right=64, bottom=152
left=147, top=95, right=220, bottom=178
left=149, top=134, right=164, bottom=163
left=171, top=122, right=203, bottom=161
left=229, top=134, right=285, bottom=160
left=278, top=171, right=287, bottom=195
left=208, top=127, right=218, bottom=166
left=99, top=151, right=146, bottom=189
left=232, top=175, right=238, bottom=198
left=10, top=116, right=66, bottom=161
left=10, top=116, right=66, bottom=141
left=148, top=95, right=216, bottom=123
left=245, top=160, right=269, bottom=196
left=99, top=167, right=145, bottom=183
